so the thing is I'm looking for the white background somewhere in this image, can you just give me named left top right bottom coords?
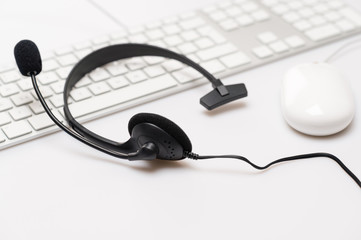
left=0, top=0, right=360, bottom=239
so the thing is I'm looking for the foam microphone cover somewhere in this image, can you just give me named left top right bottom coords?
left=14, top=40, right=42, bottom=76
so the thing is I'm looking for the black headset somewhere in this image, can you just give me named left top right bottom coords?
left=14, top=40, right=361, bottom=189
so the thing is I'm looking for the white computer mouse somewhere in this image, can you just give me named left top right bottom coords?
left=281, top=62, right=355, bottom=136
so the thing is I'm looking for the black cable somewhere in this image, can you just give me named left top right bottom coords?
left=184, top=152, right=361, bottom=188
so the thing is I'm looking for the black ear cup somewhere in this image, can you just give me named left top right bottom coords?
left=128, top=113, right=192, bottom=154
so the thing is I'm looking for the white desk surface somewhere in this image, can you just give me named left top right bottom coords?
left=0, top=0, right=360, bottom=239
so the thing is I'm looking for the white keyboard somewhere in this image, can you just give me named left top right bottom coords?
left=1, top=0, right=361, bottom=150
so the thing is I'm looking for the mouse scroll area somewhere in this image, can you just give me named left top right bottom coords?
left=281, top=62, right=355, bottom=136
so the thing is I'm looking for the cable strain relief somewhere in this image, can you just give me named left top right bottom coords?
left=184, top=151, right=199, bottom=160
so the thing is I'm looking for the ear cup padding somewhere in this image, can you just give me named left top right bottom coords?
left=128, top=113, right=192, bottom=152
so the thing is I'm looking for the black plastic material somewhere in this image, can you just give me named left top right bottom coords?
left=62, top=44, right=209, bottom=153
left=127, top=142, right=158, bottom=160
left=128, top=113, right=192, bottom=152
left=130, top=123, right=185, bottom=160
left=200, top=83, right=248, bottom=110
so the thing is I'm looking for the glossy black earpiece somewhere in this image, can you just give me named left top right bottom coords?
left=128, top=113, right=192, bottom=160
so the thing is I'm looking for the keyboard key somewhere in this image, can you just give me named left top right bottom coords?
left=70, top=88, right=92, bottom=101
left=324, top=11, right=341, bottom=21
left=107, top=76, right=129, bottom=89
left=252, top=10, right=270, bottom=21
left=210, top=11, right=227, bottom=21
left=105, top=62, right=128, bottom=76
left=200, top=59, right=226, bottom=74
left=146, top=29, right=165, bottom=40
left=258, top=31, right=278, bottom=43
left=339, top=8, right=361, bottom=26
left=283, top=12, right=301, bottom=23
left=225, top=6, right=242, bottom=16
left=126, top=58, right=147, bottom=70
left=75, top=77, right=92, bottom=88
left=293, top=20, right=312, bottom=31
left=219, top=19, right=238, bottom=31
left=314, top=4, right=329, bottom=13
left=89, top=68, right=111, bottom=82
left=177, top=42, right=198, bottom=54
left=0, top=112, right=11, bottom=126
left=0, top=133, right=5, bottom=143
left=162, top=24, right=181, bottom=35
left=162, top=60, right=184, bottom=72
left=28, top=112, right=55, bottom=130
left=272, top=4, right=289, bottom=15
left=56, top=66, right=73, bottom=79
left=50, top=81, right=65, bottom=94
left=126, top=70, right=148, bottom=83
left=181, top=30, right=200, bottom=41
left=17, top=79, right=33, bottom=91
left=309, top=15, right=326, bottom=26
left=269, top=41, right=289, bottom=53
left=284, top=35, right=305, bottom=48
left=2, top=121, right=32, bottom=139
left=298, top=8, right=315, bottom=18
left=236, top=15, right=254, bottom=26
left=0, top=99, right=13, bottom=112
left=144, top=66, right=166, bottom=78
left=241, top=2, right=259, bottom=12
left=218, top=2, right=232, bottom=9
left=220, top=52, right=251, bottom=68
left=194, top=38, right=214, bottom=49
left=38, top=72, right=59, bottom=85
left=88, top=82, right=111, bottom=95
left=9, top=106, right=32, bottom=121
left=288, top=1, right=303, bottom=10
left=10, top=92, right=34, bottom=106
left=198, top=27, right=226, bottom=43
left=336, top=19, right=355, bottom=32
left=305, top=24, right=341, bottom=41
left=0, top=70, right=21, bottom=84
left=261, top=0, right=278, bottom=7
left=29, top=101, right=46, bottom=114
left=164, top=35, right=183, bottom=47
left=328, top=0, right=344, bottom=9
left=67, top=74, right=177, bottom=118
left=172, top=67, right=202, bottom=83
left=252, top=45, right=273, bottom=58
left=0, top=83, right=20, bottom=97
left=50, top=95, right=66, bottom=108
